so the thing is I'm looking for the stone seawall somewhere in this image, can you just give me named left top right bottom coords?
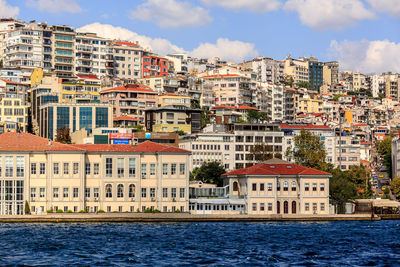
left=0, top=213, right=382, bottom=222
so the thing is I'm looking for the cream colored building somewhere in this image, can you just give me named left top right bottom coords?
left=0, top=132, right=190, bottom=215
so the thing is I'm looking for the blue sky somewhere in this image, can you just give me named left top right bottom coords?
left=3, top=0, right=400, bottom=74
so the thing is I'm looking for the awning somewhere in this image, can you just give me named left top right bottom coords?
left=372, top=200, right=400, bottom=208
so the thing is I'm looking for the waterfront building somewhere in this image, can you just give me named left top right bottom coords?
left=0, top=132, right=189, bottom=215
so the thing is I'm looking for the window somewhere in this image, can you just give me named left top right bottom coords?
left=53, top=187, right=59, bottom=198
left=84, top=163, right=90, bottom=175
left=312, top=183, right=317, bottom=191
left=73, top=163, right=79, bottom=174
left=73, top=188, right=78, bottom=198
left=106, top=158, right=112, bottom=177
left=277, top=181, right=280, bottom=191
left=162, top=163, right=168, bottom=175
left=252, top=183, right=257, bottom=191
left=31, top=188, right=36, bottom=198
left=163, top=188, right=168, bottom=198
left=117, top=158, right=124, bottom=177
left=129, top=158, right=136, bottom=177
left=312, top=203, right=317, bottom=212
left=260, top=203, right=265, bottom=211
left=141, top=164, right=147, bottom=177
left=260, top=183, right=265, bottom=191
left=150, top=164, right=156, bottom=175
left=31, top=163, right=36, bottom=175
left=320, top=203, right=325, bottom=211
left=117, top=184, right=124, bottom=198
left=141, top=188, right=147, bottom=198
left=129, top=184, right=135, bottom=198
left=305, top=203, right=310, bottom=211
left=105, top=184, right=112, bottom=198
left=233, top=182, right=239, bottom=191
left=94, top=188, right=99, bottom=198
left=283, top=181, right=288, bottom=191
left=150, top=188, right=156, bottom=198
left=40, top=188, right=45, bottom=198
left=267, top=183, right=272, bottom=191
left=291, top=181, right=296, bottom=191
left=171, top=164, right=176, bottom=175
left=179, top=164, right=185, bottom=175
left=252, top=203, right=257, bottom=211
left=5, top=156, right=13, bottom=177
left=94, top=163, right=99, bottom=175
left=268, top=203, right=273, bottom=211
left=180, top=188, right=185, bottom=198
left=85, top=188, right=90, bottom=198
left=64, top=163, right=69, bottom=175
left=171, top=188, right=177, bottom=198
left=320, top=183, right=325, bottom=191
left=53, top=163, right=59, bottom=175
left=304, top=183, right=310, bottom=191
left=63, top=188, right=69, bottom=198
left=40, top=163, right=45, bottom=175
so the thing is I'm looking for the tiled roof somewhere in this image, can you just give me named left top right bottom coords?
left=223, top=159, right=331, bottom=176
left=0, top=132, right=84, bottom=152
left=114, top=41, right=139, bottom=47
left=237, top=106, right=259, bottom=110
left=213, top=105, right=236, bottom=109
left=72, top=141, right=189, bottom=153
left=280, top=123, right=331, bottom=130
left=202, top=74, right=241, bottom=79
left=113, top=115, right=138, bottom=121
left=76, top=74, right=99, bottom=80
left=0, top=79, right=25, bottom=85
left=101, top=84, right=156, bottom=94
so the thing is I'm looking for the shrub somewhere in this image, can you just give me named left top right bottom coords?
left=98, top=209, right=105, bottom=213
left=112, top=211, right=119, bottom=213
left=174, top=209, right=181, bottom=213
left=24, top=200, right=30, bottom=215
left=47, top=207, right=54, bottom=213
left=79, top=210, right=88, bottom=213
left=56, top=209, right=63, bottom=213
left=136, top=208, right=141, bottom=213
left=67, top=210, right=73, bottom=213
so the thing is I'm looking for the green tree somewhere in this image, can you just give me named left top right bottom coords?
left=283, top=74, right=294, bottom=87
left=390, top=176, right=400, bottom=199
left=24, top=200, right=30, bottom=214
left=189, top=161, right=226, bottom=186
left=55, top=126, right=71, bottom=144
left=333, top=94, right=344, bottom=101
left=191, top=99, right=201, bottom=109
left=296, top=82, right=311, bottom=89
left=201, top=110, right=210, bottom=128
left=250, top=144, right=274, bottom=162
left=246, top=109, right=261, bottom=123
left=174, top=130, right=186, bottom=136
left=329, top=169, right=358, bottom=213
left=377, top=137, right=393, bottom=178
left=286, top=129, right=329, bottom=171
left=260, top=112, right=270, bottom=122
left=131, top=124, right=144, bottom=132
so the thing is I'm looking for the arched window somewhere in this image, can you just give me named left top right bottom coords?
left=277, top=181, right=280, bottom=191
left=105, top=184, right=112, bottom=198
left=283, top=181, right=288, bottom=191
left=292, top=201, right=296, bottom=214
left=233, top=182, right=239, bottom=191
left=291, top=181, right=297, bottom=191
left=284, top=201, right=288, bottom=214
left=129, top=184, right=135, bottom=198
left=277, top=201, right=280, bottom=214
left=117, top=184, right=124, bottom=198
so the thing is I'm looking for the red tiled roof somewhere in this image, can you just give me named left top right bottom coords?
left=0, top=132, right=84, bottom=152
left=223, top=162, right=331, bottom=176
left=354, top=123, right=368, bottom=127
left=114, top=41, right=139, bottom=47
left=76, top=74, right=99, bottom=80
left=101, top=85, right=156, bottom=94
left=237, top=106, right=259, bottom=110
left=0, top=79, right=25, bottom=85
left=113, top=116, right=138, bottom=121
left=280, top=123, right=331, bottom=130
left=202, top=74, right=241, bottom=79
left=214, top=105, right=236, bottom=109
left=72, top=141, right=189, bottom=153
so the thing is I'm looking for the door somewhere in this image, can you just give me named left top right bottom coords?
left=284, top=201, right=288, bottom=214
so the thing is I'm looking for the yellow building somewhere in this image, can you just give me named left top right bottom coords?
left=0, top=132, right=190, bottom=215
left=61, top=75, right=101, bottom=103
left=158, top=93, right=191, bottom=107
left=296, top=95, right=323, bottom=113
left=0, top=97, right=29, bottom=132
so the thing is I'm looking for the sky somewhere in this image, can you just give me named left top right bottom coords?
left=2, top=0, right=400, bottom=74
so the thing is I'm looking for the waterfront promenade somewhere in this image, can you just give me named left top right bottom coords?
left=0, top=213, right=384, bottom=222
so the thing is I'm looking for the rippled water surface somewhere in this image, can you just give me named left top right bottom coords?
left=0, top=221, right=399, bottom=266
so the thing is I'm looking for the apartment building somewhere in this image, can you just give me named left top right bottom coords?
left=60, top=74, right=101, bottom=103
left=113, top=41, right=143, bottom=80
left=335, top=134, right=361, bottom=170
left=158, top=93, right=191, bottom=107
left=51, top=25, right=75, bottom=78
left=138, top=76, right=180, bottom=94
left=222, top=159, right=331, bottom=215
left=281, top=123, right=336, bottom=165
left=296, top=94, right=323, bottom=114
left=0, top=97, right=29, bottom=132
left=0, top=132, right=190, bottom=215
left=252, top=57, right=284, bottom=84
left=308, top=58, right=324, bottom=90
left=323, top=61, right=339, bottom=86
left=284, top=57, right=309, bottom=84
left=142, top=52, right=168, bottom=78
left=100, top=84, right=157, bottom=124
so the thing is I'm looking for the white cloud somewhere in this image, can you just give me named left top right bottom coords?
left=78, top=23, right=257, bottom=62
left=367, top=0, right=400, bottom=17
left=0, top=0, right=19, bottom=18
left=27, top=0, right=82, bottom=13
left=130, top=0, right=212, bottom=28
left=329, top=39, right=400, bottom=74
left=77, top=23, right=185, bottom=56
left=284, top=0, right=375, bottom=31
left=201, top=0, right=282, bottom=13
left=191, top=38, right=258, bottom=62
